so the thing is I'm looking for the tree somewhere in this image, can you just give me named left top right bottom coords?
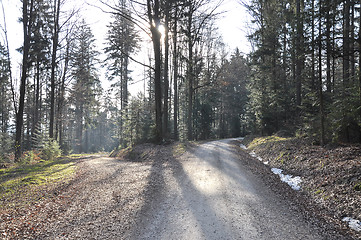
left=147, top=0, right=163, bottom=142
left=15, top=0, right=35, bottom=161
left=0, top=44, right=12, bottom=159
left=49, top=0, right=61, bottom=139
left=70, top=20, right=101, bottom=153
left=105, top=0, right=140, bottom=147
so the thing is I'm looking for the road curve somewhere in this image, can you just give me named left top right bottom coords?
left=132, top=139, right=340, bottom=240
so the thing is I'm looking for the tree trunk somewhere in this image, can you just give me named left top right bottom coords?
left=319, top=0, right=325, bottom=146
left=326, top=1, right=332, bottom=93
left=311, top=0, right=315, bottom=91
left=15, top=0, right=33, bottom=161
left=342, top=0, right=350, bottom=142
left=350, top=2, right=355, bottom=83
left=187, top=5, right=194, bottom=140
left=57, top=36, right=70, bottom=147
left=31, top=59, right=40, bottom=147
left=343, top=0, right=350, bottom=85
left=359, top=2, right=361, bottom=142
left=173, top=6, right=178, bottom=140
left=295, top=0, right=304, bottom=107
left=163, top=0, right=170, bottom=139
left=147, top=0, right=162, bottom=142
left=49, top=0, right=61, bottom=139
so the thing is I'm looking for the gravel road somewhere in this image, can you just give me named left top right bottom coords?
left=131, top=139, right=349, bottom=240
left=23, top=139, right=352, bottom=239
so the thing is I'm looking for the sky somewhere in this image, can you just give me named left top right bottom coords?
left=0, top=0, right=251, bottom=94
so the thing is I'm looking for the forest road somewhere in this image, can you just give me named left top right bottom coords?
left=131, top=138, right=343, bottom=240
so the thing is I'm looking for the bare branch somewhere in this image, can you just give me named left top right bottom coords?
left=89, top=0, right=151, bottom=38
left=1, top=1, right=17, bottom=113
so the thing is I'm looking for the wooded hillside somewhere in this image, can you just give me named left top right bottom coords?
left=0, top=0, right=360, bottom=162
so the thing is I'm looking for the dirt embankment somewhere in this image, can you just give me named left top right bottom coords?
left=241, top=135, right=361, bottom=239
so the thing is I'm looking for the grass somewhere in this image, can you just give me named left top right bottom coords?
left=248, top=136, right=289, bottom=149
left=0, top=157, right=77, bottom=208
left=275, top=151, right=290, bottom=164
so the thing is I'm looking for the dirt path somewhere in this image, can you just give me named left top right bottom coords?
left=131, top=139, right=349, bottom=239
left=33, top=155, right=152, bottom=239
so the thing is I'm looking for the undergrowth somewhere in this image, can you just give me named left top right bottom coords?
left=0, top=156, right=77, bottom=209
left=247, top=135, right=289, bottom=149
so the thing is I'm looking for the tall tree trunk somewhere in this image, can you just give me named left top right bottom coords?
left=311, top=0, right=315, bottom=91
left=343, top=0, right=350, bottom=85
left=147, top=0, right=162, bottom=142
left=359, top=2, right=361, bottom=142
left=295, top=0, right=304, bottom=107
left=319, top=1, right=325, bottom=146
left=57, top=37, right=70, bottom=147
left=173, top=6, right=178, bottom=140
left=49, top=0, right=61, bottom=139
left=326, top=1, right=332, bottom=93
left=15, top=0, right=33, bottom=161
left=350, top=2, right=355, bottom=83
left=343, top=0, right=351, bottom=141
left=31, top=59, right=40, bottom=147
left=187, top=5, right=194, bottom=140
left=163, top=0, right=170, bottom=139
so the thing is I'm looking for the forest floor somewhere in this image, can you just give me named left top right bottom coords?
left=241, top=135, right=361, bottom=239
left=0, top=138, right=359, bottom=239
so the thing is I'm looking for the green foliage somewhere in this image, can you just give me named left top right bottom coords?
left=0, top=44, right=12, bottom=161
left=41, top=140, right=62, bottom=161
left=21, top=151, right=41, bottom=164
left=245, top=0, right=361, bottom=143
left=0, top=157, right=76, bottom=209
left=329, top=85, right=361, bottom=143
left=248, top=135, right=288, bottom=149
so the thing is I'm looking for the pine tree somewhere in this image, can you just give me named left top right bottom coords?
left=105, top=0, right=140, bottom=147
left=70, top=20, right=101, bottom=153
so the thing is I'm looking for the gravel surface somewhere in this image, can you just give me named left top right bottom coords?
left=1, top=140, right=355, bottom=239
left=131, top=139, right=351, bottom=239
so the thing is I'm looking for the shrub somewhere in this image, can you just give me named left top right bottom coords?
left=41, top=140, right=62, bottom=161
left=21, top=150, right=41, bottom=164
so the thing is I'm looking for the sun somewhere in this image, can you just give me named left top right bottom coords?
left=158, top=24, right=166, bottom=39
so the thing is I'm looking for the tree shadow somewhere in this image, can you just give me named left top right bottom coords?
left=131, top=142, right=237, bottom=239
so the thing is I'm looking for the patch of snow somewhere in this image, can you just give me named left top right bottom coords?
left=271, top=168, right=302, bottom=191
left=271, top=168, right=283, bottom=175
left=342, top=217, right=361, bottom=232
left=250, top=151, right=257, bottom=158
left=240, top=144, right=247, bottom=150
left=250, top=151, right=269, bottom=165
left=240, top=143, right=301, bottom=190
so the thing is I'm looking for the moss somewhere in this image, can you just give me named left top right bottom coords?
left=248, top=136, right=289, bottom=149
left=0, top=157, right=77, bottom=206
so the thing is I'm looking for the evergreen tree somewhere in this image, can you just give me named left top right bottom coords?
left=70, top=20, right=101, bottom=153
left=0, top=44, right=12, bottom=160
left=105, top=0, right=140, bottom=147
